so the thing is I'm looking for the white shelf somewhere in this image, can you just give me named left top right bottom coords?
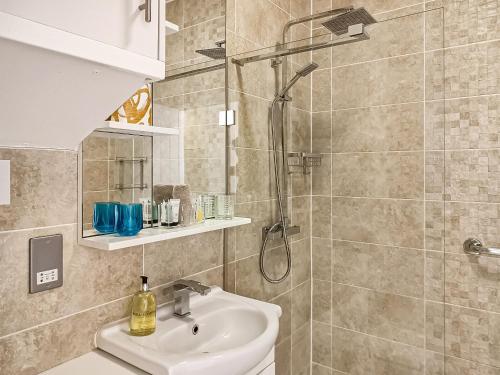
left=79, top=217, right=251, bottom=251
left=165, top=20, right=180, bottom=35
left=97, top=121, right=180, bottom=136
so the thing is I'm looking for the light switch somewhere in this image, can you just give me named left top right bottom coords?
left=0, top=160, right=10, bottom=205
left=29, top=234, right=63, bottom=293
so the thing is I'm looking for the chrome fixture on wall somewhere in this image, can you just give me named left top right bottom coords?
left=259, top=62, right=318, bottom=284
left=463, top=238, right=500, bottom=257
left=257, top=7, right=377, bottom=284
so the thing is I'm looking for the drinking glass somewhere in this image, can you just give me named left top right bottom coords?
left=116, top=203, right=143, bottom=236
left=93, top=202, right=119, bottom=234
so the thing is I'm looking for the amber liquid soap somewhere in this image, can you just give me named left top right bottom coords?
left=130, top=275, right=156, bottom=336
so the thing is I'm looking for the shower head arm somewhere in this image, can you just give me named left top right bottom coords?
left=281, top=6, right=353, bottom=45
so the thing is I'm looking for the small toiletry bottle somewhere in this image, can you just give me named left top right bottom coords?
left=130, top=276, right=156, bottom=336
left=195, top=195, right=205, bottom=223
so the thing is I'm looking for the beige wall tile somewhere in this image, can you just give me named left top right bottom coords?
left=292, top=281, right=311, bottom=331
left=235, top=0, right=290, bottom=48
left=312, top=69, right=332, bottom=112
left=332, top=54, right=424, bottom=109
left=229, top=91, right=271, bottom=150
left=331, top=326, right=425, bottom=375
left=0, top=298, right=130, bottom=375
left=0, top=225, right=141, bottom=337
left=271, top=291, right=292, bottom=344
left=442, top=201, right=500, bottom=254
left=332, top=152, right=424, bottom=199
left=331, top=12, right=424, bottom=67
left=234, top=148, right=274, bottom=203
left=332, top=102, right=424, bottom=152
left=312, top=321, right=332, bottom=367
left=444, top=304, right=500, bottom=367
left=183, top=17, right=225, bottom=62
left=311, top=196, right=331, bottom=238
left=426, top=301, right=445, bottom=354
left=332, top=240, right=424, bottom=298
left=312, top=237, right=332, bottom=280
left=292, top=238, right=311, bottom=287
left=312, top=112, right=331, bottom=153
left=291, top=196, right=311, bottom=242
left=443, top=355, right=500, bottom=375
left=290, top=107, right=312, bottom=153
left=332, top=197, right=424, bottom=248
left=0, top=149, right=77, bottom=231
left=332, top=283, right=425, bottom=347
left=437, top=41, right=500, bottom=100
left=426, top=250, right=445, bottom=302
left=292, top=322, right=311, bottom=375
left=290, top=0, right=311, bottom=20
left=312, top=154, right=331, bottom=196
left=235, top=249, right=291, bottom=301
left=445, top=150, right=500, bottom=203
left=444, top=253, right=500, bottom=313
left=276, top=336, right=292, bottom=375
left=331, top=0, right=422, bottom=15
left=144, top=230, right=223, bottom=287
left=234, top=200, right=279, bottom=260
left=183, top=0, right=225, bottom=27
left=312, top=363, right=333, bottom=375
left=440, top=95, right=500, bottom=150
left=313, top=279, right=332, bottom=324
left=439, top=0, right=500, bottom=48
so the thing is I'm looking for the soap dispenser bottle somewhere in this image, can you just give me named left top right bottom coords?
left=130, top=275, right=156, bottom=336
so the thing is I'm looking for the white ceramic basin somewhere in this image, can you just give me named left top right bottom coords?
left=96, top=287, right=281, bottom=375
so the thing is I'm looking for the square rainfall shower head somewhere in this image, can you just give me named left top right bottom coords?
left=322, top=7, right=377, bottom=36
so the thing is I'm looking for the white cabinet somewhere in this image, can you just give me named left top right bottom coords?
left=0, top=0, right=172, bottom=150
left=0, top=0, right=163, bottom=60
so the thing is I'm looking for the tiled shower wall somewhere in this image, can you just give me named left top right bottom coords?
left=310, top=1, right=500, bottom=375
left=225, top=1, right=314, bottom=374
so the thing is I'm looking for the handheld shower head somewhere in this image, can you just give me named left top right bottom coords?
left=296, top=62, right=319, bottom=77
left=277, top=62, right=319, bottom=99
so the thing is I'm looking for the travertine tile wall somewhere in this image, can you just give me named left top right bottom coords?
left=225, top=1, right=314, bottom=374
left=310, top=0, right=500, bottom=375
left=0, top=148, right=225, bottom=374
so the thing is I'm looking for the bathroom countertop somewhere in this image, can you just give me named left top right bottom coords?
left=39, top=350, right=149, bottom=375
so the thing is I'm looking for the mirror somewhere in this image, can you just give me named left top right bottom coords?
left=80, top=0, right=226, bottom=238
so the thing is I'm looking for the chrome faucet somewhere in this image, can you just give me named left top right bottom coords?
left=173, top=279, right=211, bottom=317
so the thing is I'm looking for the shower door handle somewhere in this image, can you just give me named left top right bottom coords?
left=463, top=238, right=500, bottom=257
left=138, top=0, right=152, bottom=23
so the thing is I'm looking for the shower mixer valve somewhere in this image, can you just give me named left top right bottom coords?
left=262, top=224, right=301, bottom=241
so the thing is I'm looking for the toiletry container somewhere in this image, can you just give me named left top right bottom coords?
left=130, top=276, right=156, bottom=336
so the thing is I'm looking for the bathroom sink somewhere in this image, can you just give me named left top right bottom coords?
left=96, top=287, right=281, bottom=375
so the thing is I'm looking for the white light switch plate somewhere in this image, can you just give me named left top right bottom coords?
left=0, top=160, right=10, bottom=205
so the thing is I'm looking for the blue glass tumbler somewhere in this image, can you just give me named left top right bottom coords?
left=116, top=203, right=143, bottom=236
left=93, top=202, right=119, bottom=234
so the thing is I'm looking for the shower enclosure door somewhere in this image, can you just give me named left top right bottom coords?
left=226, top=5, right=446, bottom=375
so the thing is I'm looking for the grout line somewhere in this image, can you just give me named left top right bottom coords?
left=0, top=223, right=76, bottom=235
left=0, top=293, right=133, bottom=341
left=423, top=7, right=428, bottom=372
left=181, top=15, right=225, bottom=30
